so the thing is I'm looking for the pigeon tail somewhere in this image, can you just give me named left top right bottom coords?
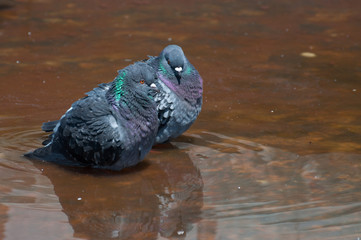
left=42, top=120, right=59, bottom=132
left=24, top=145, right=85, bottom=167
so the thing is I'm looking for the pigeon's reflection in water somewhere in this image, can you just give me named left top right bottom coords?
left=32, top=143, right=203, bottom=240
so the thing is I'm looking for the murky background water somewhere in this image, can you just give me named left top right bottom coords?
left=1, top=0, right=361, bottom=239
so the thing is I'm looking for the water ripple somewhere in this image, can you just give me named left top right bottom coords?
left=176, top=131, right=361, bottom=239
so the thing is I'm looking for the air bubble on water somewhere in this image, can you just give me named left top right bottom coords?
left=28, top=32, right=31, bottom=36
left=77, top=197, right=82, bottom=200
left=16, top=60, right=20, bottom=64
left=352, top=89, right=357, bottom=92
left=177, top=230, right=185, bottom=236
left=168, top=37, right=172, bottom=41
left=270, top=110, right=274, bottom=113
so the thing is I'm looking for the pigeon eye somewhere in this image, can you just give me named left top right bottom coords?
left=140, top=80, right=145, bottom=84
left=167, top=59, right=171, bottom=65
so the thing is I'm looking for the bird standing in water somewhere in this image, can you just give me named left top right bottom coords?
left=28, top=45, right=203, bottom=169
left=25, top=62, right=159, bottom=171
left=146, top=45, right=203, bottom=144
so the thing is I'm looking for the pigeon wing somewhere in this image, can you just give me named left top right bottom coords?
left=56, top=93, right=126, bottom=166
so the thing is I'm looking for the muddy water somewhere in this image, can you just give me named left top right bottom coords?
left=1, top=0, right=361, bottom=239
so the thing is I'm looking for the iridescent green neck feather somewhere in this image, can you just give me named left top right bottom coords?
left=159, top=62, right=167, bottom=75
left=114, top=71, right=127, bottom=101
left=184, top=66, right=192, bottom=75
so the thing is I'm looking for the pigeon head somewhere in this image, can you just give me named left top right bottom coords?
left=110, top=62, right=158, bottom=102
left=159, top=45, right=192, bottom=84
left=156, top=45, right=203, bottom=103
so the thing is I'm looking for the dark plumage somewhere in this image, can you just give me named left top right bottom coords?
left=25, top=62, right=159, bottom=170
left=146, top=45, right=203, bottom=144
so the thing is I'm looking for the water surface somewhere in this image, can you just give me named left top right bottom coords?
left=1, top=0, right=361, bottom=239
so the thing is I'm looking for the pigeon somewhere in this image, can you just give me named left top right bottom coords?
left=38, top=45, right=203, bottom=145
left=145, top=45, right=203, bottom=144
left=25, top=62, right=159, bottom=171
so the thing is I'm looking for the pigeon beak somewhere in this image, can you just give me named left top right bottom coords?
left=150, top=83, right=159, bottom=92
left=174, top=67, right=182, bottom=84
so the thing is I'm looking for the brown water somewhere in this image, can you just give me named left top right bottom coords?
left=1, top=0, right=361, bottom=239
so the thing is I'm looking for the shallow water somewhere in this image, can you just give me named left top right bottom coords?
left=1, top=0, right=361, bottom=239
